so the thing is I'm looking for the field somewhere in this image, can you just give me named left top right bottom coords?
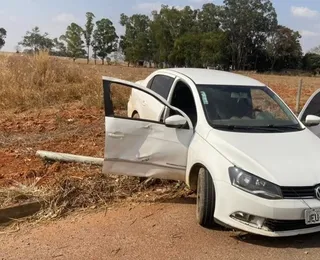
left=0, top=52, right=320, bottom=215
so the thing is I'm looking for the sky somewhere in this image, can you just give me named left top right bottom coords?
left=0, top=0, right=320, bottom=53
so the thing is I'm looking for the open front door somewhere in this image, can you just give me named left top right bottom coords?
left=298, top=89, right=320, bottom=138
left=102, top=76, right=194, bottom=181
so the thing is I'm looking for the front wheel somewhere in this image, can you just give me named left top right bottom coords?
left=196, top=168, right=216, bottom=228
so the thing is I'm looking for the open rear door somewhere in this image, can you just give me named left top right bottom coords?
left=298, top=89, right=320, bottom=138
left=102, top=76, right=194, bottom=181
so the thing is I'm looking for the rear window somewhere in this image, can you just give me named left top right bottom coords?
left=149, top=75, right=174, bottom=99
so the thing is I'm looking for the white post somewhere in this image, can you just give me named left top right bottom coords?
left=296, top=79, right=303, bottom=114
left=36, top=151, right=103, bottom=166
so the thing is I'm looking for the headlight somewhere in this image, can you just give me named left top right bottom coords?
left=229, top=167, right=282, bottom=200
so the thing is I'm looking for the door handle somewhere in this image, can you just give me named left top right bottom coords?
left=136, top=155, right=150, bottom=162
left=108, top=133, right=124, bottom=138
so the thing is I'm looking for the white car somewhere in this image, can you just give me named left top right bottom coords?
left=102, top=68, right=320, bottom=237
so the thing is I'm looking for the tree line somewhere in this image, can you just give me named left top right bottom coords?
left=119, top=1, right=319, bottom=72
left=13, top=12, right=118, bottom=65
left=1, top=0, right=320, bottom=73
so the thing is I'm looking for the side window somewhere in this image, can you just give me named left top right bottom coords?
left=146, top=77, right=154, bottom=89
left=105, top=81, right=187, bottom=128
left=149, top=75, right=174, bottom=99
left=107, top=82, right=164, bottom=122
left=301, top=92, right=320, bottom=122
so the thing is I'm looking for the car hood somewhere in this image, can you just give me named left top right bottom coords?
left=206, top=128, right=320, bottom=186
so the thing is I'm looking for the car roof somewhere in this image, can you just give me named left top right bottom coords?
left=159, top=68, right=266, bottom=87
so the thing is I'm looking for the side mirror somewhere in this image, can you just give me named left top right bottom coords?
left=305, top=115, right=320, bottom=126
left=164, top=115, right=187, bottom=128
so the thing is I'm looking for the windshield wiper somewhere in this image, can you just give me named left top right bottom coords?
left=212, top=125, right=286, bottom=132
left=264, top=124, right=303, bottom=130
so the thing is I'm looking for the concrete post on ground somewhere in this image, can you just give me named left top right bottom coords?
left=296, top=79, right=303, bottom=115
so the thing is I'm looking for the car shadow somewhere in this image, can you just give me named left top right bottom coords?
left=139, top=195, right=320, bottom=246
left=231, top=231, right=320, bottom=249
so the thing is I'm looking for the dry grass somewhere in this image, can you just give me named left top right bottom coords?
left=1, top=52, right=319, bottom=114
left=0, top=173, right=188, bottom=223
left=0, top=181, right=52, bottom=208
left=0, top=52, right=102, bottom=111
left=0, top=52, right=156, bottom=112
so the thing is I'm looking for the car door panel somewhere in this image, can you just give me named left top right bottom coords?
left=102, top=76, right=194, bottom=181
left=104, top=117, right=193, bottom=180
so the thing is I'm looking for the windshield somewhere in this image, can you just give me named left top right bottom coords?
left=197, top=85, right=303, bottom=132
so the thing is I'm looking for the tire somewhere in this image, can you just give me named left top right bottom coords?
left=196, top=167, right=216, bottom=228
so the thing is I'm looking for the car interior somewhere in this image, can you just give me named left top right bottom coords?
left=203, top=89, right=256, bottom=120
left=169, top=81, right=198, bottom=127
left=301, top=91, right=320, bottom=122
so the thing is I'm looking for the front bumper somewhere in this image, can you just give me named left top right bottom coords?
left=214, top=180, right=320, bottom=237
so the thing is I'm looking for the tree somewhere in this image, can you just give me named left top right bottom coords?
left=149, top=5, right=209, bottom=67
left=91, top=40, right=98, bottom=64
left=170, top=31, right=229, bottom=68
left=83, top=12, right=95, bottom=64
left=221, top=0, right=277, bottom=70
left=61, top=23, right=85, bottom=61
left=0, top=28, right=7, bottom=50
left=116, top=1, right=309, bottom=71
left=302, top=53, right=320, bottom=74
left=150, top=5, right=196, bottom=67
left=15, top=45, right=21, bottom=53
left=93, top=18, right=118, bottom=65
left=200, top=31, right=230, bottom=69
left=171, top=33, right=202, bottom=67
left=51, top=37, right=67, bottom=57
left=19, top=27, right=54, bottom=53
left=197, top=3, right=221, bottom=33
left=178, top=6, right=199, bottom=36
left=120, top=14, right=151, bottom=66
left=266, top=25, right=302, bottom=71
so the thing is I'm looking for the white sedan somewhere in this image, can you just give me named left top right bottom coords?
left=102, top=68, right=320, bottom=237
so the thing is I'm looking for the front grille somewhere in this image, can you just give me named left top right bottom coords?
left=281, top=186, right=316, bottom=199
left=264, top=219, right=320, bottom=232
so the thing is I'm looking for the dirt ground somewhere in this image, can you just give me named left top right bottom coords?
left=1, top=198, right=320, bottom=260
left=0, top=103, right=105, bottom=186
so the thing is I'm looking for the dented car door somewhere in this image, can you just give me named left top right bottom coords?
left=102, top=76, right=194, bottom=181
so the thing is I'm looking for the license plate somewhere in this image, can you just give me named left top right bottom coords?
left=305, top=209, right=320, bottom=225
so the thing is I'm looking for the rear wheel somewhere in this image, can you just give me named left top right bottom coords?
left=196, top=167, right=216, bottom=228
